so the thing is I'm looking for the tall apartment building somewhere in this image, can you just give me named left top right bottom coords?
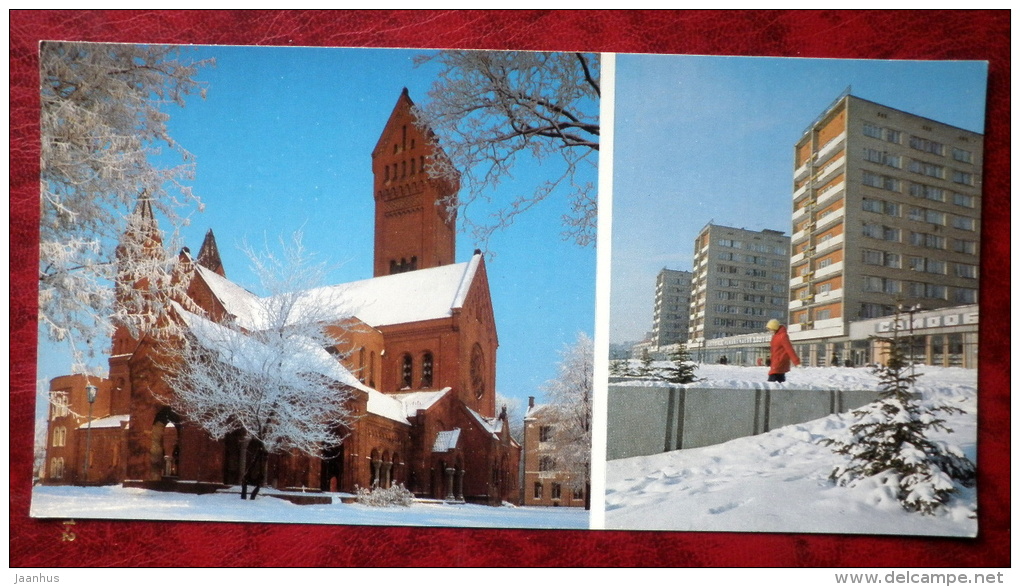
left=788, top=93, right=982, bottom=365
left=688, top=224, right=791, bottom=345
left=650, top=268, right=693, bottom=347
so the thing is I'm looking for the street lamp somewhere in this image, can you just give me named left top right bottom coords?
left=82, top=383, right=98, bottom=485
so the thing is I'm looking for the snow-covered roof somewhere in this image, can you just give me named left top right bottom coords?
left=170, top=302, right=409, bottom=426
left=465, top=406, right=504, bottom=439
left=79, top=414, right=130, bottom=429
left=525, top=403, right=554, bottom=420
left=194, top=264, right=262, bottom=327
left=390, top=389, right=451, bottom=418
left=193, top=255, right=481, bottom=332
left=432, top=428, right=460, bottom=452
left=300, top=256, right=481, bottom=328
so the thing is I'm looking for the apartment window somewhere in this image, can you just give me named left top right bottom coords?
left=864, top=148, right=901, bottom=168
left=909, top=257, right=946, bottom=275
left=573, top=486, right=584, bottom=500
left=534, top=482, right=543, bottom=499
left=909, top=136, right=945, bottom=156
left=551, top=483, right=562, bottom=500
left=909, top=208, right=946, bottom=225
left=817, top=283, right=832, bottom=295
left=909, top=282, right=947, bottom=300
left=539, top=425, right=554, bottom=443
left=864, top=123, right=900, bottom=143
left=862, top=171, right=901, bottom=192
left=815, top=309, right=831, bottom=320
left=863, top=276, right=901, bottom=294
left=910, top=232, right=946, bottom=250
left=952, top=148, right=973, bottom=164
left=953, top=239, right=978, bottom=255
left=863, top=249, right=900, bottom=268
left=952, top=193, right=976, bottom=208
left=951, top=216, right=977, bottom=231
left=955, top=264, right=978, bottom=279
left=539, top=456, right=556, bottom=472
left=954, top=288, right=978, bottom=304
left=908, top=159, right=945, bottom=179
left=952, top=170, right=975, bottom=186
left=909, top=182, right=946, bottom=202
left=817, top=258, right=833, bottom=269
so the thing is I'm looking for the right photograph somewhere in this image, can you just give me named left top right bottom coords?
left=604, top=54, right=986, bottom=536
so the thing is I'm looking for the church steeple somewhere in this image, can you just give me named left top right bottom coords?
left=371, top=89, right=460, bottom=277
left=196, top=229, right=225, bottom=277
left=111, top=193, right=165, bottom=354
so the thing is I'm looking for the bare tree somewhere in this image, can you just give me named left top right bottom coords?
left=413, top=51, right=600, bottom=247
left=39, top=41, right=210, bottom=370
left=543, top=332, right=594, bottom=509
left=160, top=234, right=356, bottom=499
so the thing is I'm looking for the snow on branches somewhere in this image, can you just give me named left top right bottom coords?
left=158, top=234, right=356, bottom=497
left=39, top=42, right=210, bottom=370
left=542, top=332, right=594, bottom=501
left=824, top=329, right=976, bottom=515
left=413, top=51, right=600, bottom=247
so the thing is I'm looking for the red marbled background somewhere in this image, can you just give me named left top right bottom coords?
left=10, top=10, right=1009, bottom=567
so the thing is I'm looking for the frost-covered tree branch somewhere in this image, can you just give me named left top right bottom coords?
left=39, top=42, right=211, bottom=371
left=543, top=332, right=594, bottom=509
left=158, top=233, right=356, bottom=500
left=413, top=51, right=600, bottom=247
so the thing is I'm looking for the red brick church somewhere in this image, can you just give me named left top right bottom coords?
left=43, top=90, right=521, bottom=505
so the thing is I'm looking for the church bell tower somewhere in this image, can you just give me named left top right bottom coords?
left=371, top=89, right=459, bottom=277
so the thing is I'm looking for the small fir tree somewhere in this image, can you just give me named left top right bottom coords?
left=638, top=347, right=656, bottom=379
left=662, top=344, right=698, bottom=384
left=825, top=320, right=975, bottom=514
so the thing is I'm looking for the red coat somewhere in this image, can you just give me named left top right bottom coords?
left=769, top=325, right=800, bottom=375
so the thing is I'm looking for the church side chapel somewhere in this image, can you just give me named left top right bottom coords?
left=43, top=90, right=521, bottom=505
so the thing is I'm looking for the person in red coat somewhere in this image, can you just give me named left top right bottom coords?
left=766, top=319, right=800, bottom=383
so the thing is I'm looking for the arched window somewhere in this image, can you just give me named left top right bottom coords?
left=401, top=354, right=413, bottom=389
left=50, top=457, right=64, bottom=480
left=52, top=426, right=66, bottom=447
left=470, top=343, right=486, bottom=399
left=358, top=347, right=366, bottom=383
left=421, top=352, right=434, bottom=388
left=369, top=351, right=376, bottom=388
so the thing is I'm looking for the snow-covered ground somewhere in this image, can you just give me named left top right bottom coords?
left=604, top=364, right=978, bottom=536
left=30, top=485, right=588, bottom=529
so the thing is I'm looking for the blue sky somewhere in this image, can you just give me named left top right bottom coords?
left=36, top=45, right=597, bottom=411
left=609, top=54, right=988, bottom=343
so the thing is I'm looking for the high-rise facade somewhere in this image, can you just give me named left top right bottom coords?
left=650, top=268, right=693, bottom=347
left=688, top=224, right=790, bottom=345
left=788, top=93, right=982, bottom=365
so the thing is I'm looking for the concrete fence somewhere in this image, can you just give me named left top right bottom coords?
left=606, top=383, right=886, bottom=461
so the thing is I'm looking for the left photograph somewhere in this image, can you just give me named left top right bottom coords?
left=32, top=43, right=598, bottom=529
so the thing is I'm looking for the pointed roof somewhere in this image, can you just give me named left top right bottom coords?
left=371, top=88, right=416, bottom=157
left=196, top=229, right=225, bottom=277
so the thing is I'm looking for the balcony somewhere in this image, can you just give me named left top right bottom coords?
left=794, top=160, right=811, bottom=182
left=793, top=183, right=809, bottom=200
left=792, top=202, right=813, bottom=222
left=814, top=207, right=845, bottom=232
left=813, top=157, right=844, bottom=187
left=815, top=287, right=844, bottom=302
left=814, top=260, right=843, bottom=279
left=816, top=179, right=845, bottom=207
left=814, top=131, right=847, bottom=166
left=814, top=233, right=844, bottom=254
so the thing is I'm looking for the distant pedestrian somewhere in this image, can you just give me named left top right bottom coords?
left=831, top=352, right=839, bottom=367
left=766, top=319, right=800, bottom=383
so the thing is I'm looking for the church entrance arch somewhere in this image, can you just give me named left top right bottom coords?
left=320, top=442, right=344, bottom=493
left=150, top=407, right=181, bottom=480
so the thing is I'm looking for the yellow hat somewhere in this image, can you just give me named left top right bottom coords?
left=766, top=319, right=781, bottom=331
